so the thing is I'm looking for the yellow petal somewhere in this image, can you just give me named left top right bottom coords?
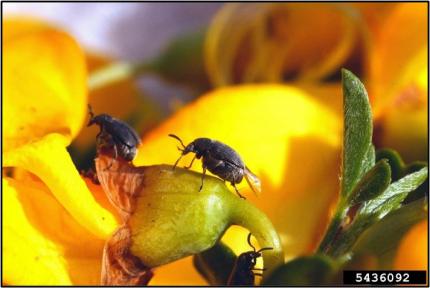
left=3, top=18, right=87, bottom=152
left=3, top=133, right=118, bottom=238
left=3, top=177, right=105, bottom=285
left=373, top=41, right=427, bottom=162
left=3, top=18, right=56, bottom=42
left=369, top=3, right=428, bottom=162
left=394, top=220, right=428, bottom=271
left=135, top=84, right=342, bottom=260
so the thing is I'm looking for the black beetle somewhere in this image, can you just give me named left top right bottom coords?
left=88, top=105, right=141, bottom=162
left=168, top=134, right=261, bottom=199
left=227, top=233, right=273, bottom=285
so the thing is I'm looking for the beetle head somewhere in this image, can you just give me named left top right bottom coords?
left=237, top=251, right=261, bottom=270
left=87, top=105, right=113, bottom=127
left=168, top=134, right=194, bottom=155
left=244, top=233, right=273, bottom=267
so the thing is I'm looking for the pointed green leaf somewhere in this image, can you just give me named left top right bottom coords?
left=341, top=69, right=373, bottom=198
left=261, top=254, right=337, bottom=286
left=192, top=242, right=236, bottom=285
left=349, top=160, right=391, bottom=205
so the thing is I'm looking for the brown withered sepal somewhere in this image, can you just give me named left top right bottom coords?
left=96, top=155, right=153, bottom=285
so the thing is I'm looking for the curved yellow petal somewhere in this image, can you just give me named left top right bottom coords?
left=3, top=177, right=105, bottom=285
left=3, top=133, right=118, bottom=238
left=135, top=84, right=342, bottom=261
left=3, top=18, right=87, bottom=152
left=394, top=220, right=428, bottom=271
left=3, top=18, right=56, bottom=42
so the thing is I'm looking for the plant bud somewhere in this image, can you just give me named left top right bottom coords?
left=95, top=155, right=283, bottom=284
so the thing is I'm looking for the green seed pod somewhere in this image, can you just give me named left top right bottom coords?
left=95, top=156, right=283, bottom=284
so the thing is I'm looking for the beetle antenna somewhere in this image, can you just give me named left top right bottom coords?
left=87, top=104, right=96, bottom=126
left=257, top=247, right=273, bottom=253
left=168, top=134, right=186, bottom=149
left=247, top=233, right=256, bottom=252
left=88, top=104, right=95, bottom=120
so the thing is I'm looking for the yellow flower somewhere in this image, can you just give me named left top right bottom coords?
left=3, top=18, right=118, bottom=285
left=3, top=6, right=426, bottom=285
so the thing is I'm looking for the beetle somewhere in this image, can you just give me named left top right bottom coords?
left=227, top=233, right=273, bottom=285
left=168, top=134, right=261, bottom=199
left=88, top=105, right=141, bottom=162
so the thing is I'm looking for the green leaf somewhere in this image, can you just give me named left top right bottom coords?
left=360, top=167, right=428, bottom=219
left=376, top=149, right=404, bottom=181
left=193, top=242, right=237, bottom=285
left=317, top=71, right=427, bottom=260
left=330, top=167, right=428, bottom=257
left=341, top=69, right=373, bottom=198
left=261, top=254, right=337, bottom=286
left=352, top=199, right=427, bottom=269
left=360, top=144, right=376, bottom=178
left=375, top=150, right=427, bottom=204
left=403, top=162, right=428, bottom=203
left=349, top=159, right=391, bottom=205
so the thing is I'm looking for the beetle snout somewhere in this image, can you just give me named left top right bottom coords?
left=183, top=145, right=194, bottom=155
left=87, top=118, right=96, bottom=127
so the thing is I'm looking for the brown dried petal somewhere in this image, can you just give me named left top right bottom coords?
left=101, top=225, right=153, bottom=285
left=95, top=155, right=145, bottom=220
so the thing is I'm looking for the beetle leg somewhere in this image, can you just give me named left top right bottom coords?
left=184, top=155, right=196, bottom=169
left=172, top=154, right=184, bottom=170
left=199, top=166, right=207, bottom=191
left=232, top=183, right=246, bottom=199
